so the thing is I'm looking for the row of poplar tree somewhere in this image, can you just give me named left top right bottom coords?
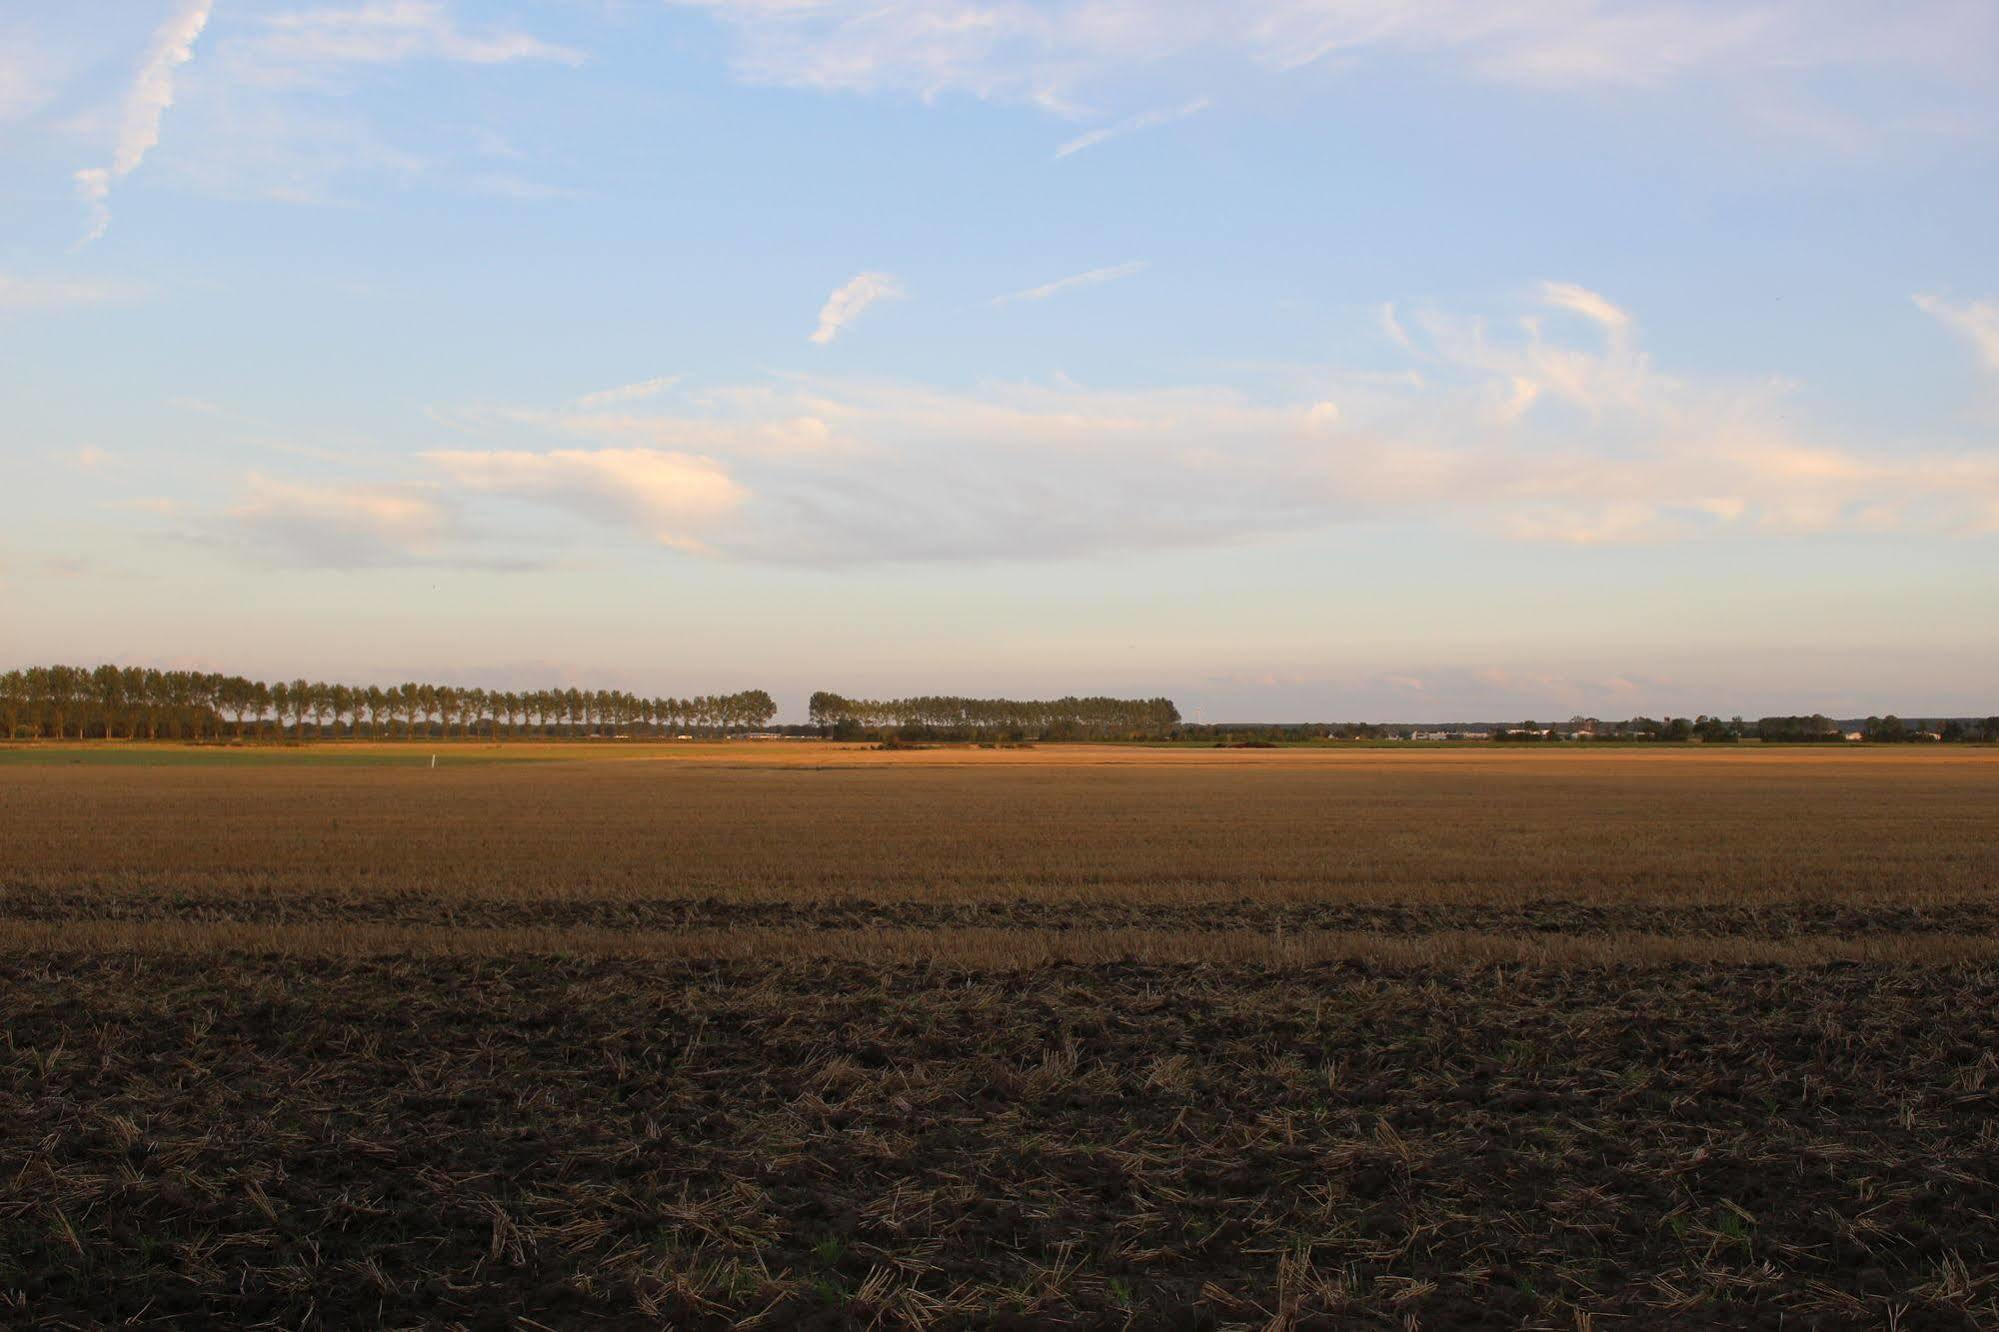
left=807, top=691, right=1182, bottom=738
left=0, top=665, right=777, bottom=741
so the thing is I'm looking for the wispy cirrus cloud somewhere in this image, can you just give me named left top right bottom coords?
left=667, top=0, right=1995, bottom=117
left=0, top=272, right=146, bottom=310
left=157, top=2, right=583, bottom=208
left=72, top=0, right=214, bottom=244
left=1540, top=280, right=1633, bottom=333
left=491, top=399, right=848, bottom=457
left=1055, top=98, right=1208, bottom=158
left=810, top=272, right=903, bottom=345
left=237, top=1, right=584, bottom=80
left=575, top=376, right=680, bottom=410
left=994, top=261, right=1146, bottom=305
left=1914, top=293, right=1999, bottom=372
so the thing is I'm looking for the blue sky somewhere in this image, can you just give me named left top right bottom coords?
left=3, top=0, right=1996, bottom=720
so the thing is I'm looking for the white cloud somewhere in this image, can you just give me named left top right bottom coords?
left=1379, top=302, right=1413, bottom=351
left=576, top=376, right=680, bottom=410
left=775, top=289, right=1997, bottom=555
left=0, top=36, right=55, bottom=124
left=73, top=0, right=214, bottom=244
left=106, top=496, right=183, bottom=515
left=810, top=271, right=904, bottom=345
left=994, top=261, right=1145, bottom=305
left=505, top=306, right=1999, bottom=561
left=227, top=476, right=450, bottom=565
left=1054, top=97, right=1209, bottom=158
left=242, top=287, right=1999, bottom=568
left=1914, top=293, right=1999, bottom=372
left=1541, top=281, right=1632, bottom=333
left=0, top=273, right=145, bottom=310
left=422, top=448, right=747, bottom=550
left=1410, top=282, right=1660, bottom=419
left=242, top=2, right=584, bottom=74
left=495, top=400, right=848, bottom=457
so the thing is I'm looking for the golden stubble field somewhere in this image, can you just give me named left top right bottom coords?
left=3, top=740, right=1996, bottom=962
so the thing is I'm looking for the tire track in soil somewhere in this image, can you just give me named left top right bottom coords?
left=7, top=891, right=1998, bottom=938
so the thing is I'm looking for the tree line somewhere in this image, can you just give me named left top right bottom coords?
left=0, top=664, right=776, bottom=741
left=1751, top=714, right=1999, bottom=743
left=6, top=665, right=1990, bottom=745
left=1490, top=714, right=1999, bottom=743
left=808, top=692, right=1182, bottom=740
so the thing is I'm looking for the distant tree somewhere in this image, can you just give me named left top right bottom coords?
left=740, top=689, right=777, bottom=729
left=1694, top=715, right=1740, bottom=743
left=219, top=677, right=254, bottom=737
left=286, top=680, right=312, bottom=739
left=47, top=665, right=86, bottom=740
left=195, top=674, right=220, bottom=740
left=1865, top=715, right=1909, bottom=743
left=21, top=668, right=49, bottom=739
left=0, top=670, right=25, bottom=739
left=91, top=664, right=125, bottom=739
left=1756, top=714, right=1840, bottom=743
left=127, top=666, right=159, bottom=740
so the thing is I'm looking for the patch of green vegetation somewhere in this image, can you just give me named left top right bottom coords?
left=1716, top=1208, right=1755, bottom=1251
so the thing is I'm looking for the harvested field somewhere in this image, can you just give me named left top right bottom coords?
left=2, top=742, right=1997, bottom=1327
left=8, top=957, right=1999, bottom=1328
left=4, top=742, right=1997, bottom=916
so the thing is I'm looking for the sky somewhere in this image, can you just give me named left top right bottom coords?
left=2, top=0, right=1996, bottom=722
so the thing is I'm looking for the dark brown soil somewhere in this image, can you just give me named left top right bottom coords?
left=9, top=890, right=1999, bottom=939
left=4, top=956, right=1996, bottom=1328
